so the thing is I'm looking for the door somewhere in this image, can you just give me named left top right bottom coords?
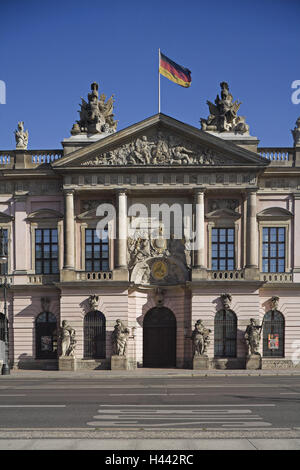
left=35, top=312, right=58, bottom=359
left=143, top=307, right=176, bottom=367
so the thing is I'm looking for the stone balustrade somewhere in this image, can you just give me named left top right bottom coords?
left=260, top=272, right=293, bottom=283
left=208, top=270, right=245, bottom=280
left=76, top=271, right=113, bottom=281
left=0, top=150, right=63, bottom=168
left=28, top=274, right=59, bottom=284
left=258, top=147, right=293, bottom=163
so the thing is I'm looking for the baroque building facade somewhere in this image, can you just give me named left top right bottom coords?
left=0, top=81, right=300, bottom=370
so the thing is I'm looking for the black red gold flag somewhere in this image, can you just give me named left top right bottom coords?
left=159, top=52, right=192, bottom=88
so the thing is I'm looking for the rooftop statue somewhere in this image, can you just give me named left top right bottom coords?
left=15, top=121, right=29, bottom=149
left=200, top=82, right=249, bottom=134
left=292, top=117, right=300, bottom=146
left=71, top=82, right=118, bottom=135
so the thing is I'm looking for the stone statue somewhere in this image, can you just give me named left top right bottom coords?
left=15, top=121, right=29, bottom=149
left=71, top=82, right=118, bottom=135
left=244, top=318, right=263, bottom=355
left=191, top=319, right=211, bottom=356
left=88, top=294, right=99, bottom=311
left=292, top=117, right=300, bottom=146
left=60, top=320, right=76, bottom=357
left=200, top=82, right=249, bottom=134
left=112, top=319, right=130, bottom=356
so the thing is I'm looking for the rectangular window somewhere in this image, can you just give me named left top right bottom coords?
left=0, top=229, right=8, bottom=275
left=85, top=227, right=109, bottom=272
left=35, top=228, right=59, bottom=274
left=262, top=227, right=285, bottom=273
left=211, top=228, right=235, bottom=270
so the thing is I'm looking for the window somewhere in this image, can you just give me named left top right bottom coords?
left=0, top=229, right=8, bottom=275
left=262, top=227, right=285, bottom=273
left=84, top=310, right=106, bottom=359
left=214, top=309, right=237, bottom=357
left=211, top=228, right=235, bottom=270
left=0, top=312, right=7, bottom=342
left=85, top=228, right=109, bottom=272
left=263, top=310, right=285, bottom=358
left=35, top=312, right=58, bottom=359
left=35, top=229, right=59, bottom=274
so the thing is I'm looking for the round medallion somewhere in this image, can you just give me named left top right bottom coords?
left=151, top=260, right=168, bottom=280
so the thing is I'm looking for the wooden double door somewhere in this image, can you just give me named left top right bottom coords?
left=143, top=307, right=176, bottom=368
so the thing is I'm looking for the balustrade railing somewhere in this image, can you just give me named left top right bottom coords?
left=76, top=271, right=113, bottom=281
left=258, top=147, right=293, bottom=162
left=208, top=270, right=244, bottom=280
left=260, top=272, right=293, bottom=283
left=0, top=150, right=63, bottom=167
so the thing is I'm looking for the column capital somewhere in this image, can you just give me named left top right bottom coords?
left=63, top=189, right=75, bottom=196
left=115, top=188, right=127, bottom=196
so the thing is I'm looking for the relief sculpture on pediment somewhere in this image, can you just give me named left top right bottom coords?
left=81, top=131, right=232, bottom=166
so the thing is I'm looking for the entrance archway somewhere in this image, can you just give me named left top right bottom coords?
left=143, top=307, right=176, bottom=368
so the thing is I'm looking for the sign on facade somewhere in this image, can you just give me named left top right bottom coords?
left=268, top=334, right=279, bottom=349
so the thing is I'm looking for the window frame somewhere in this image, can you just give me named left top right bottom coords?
left=258, top=221, right=290, bottom=273
left=34, top=228, right=59, bottom=275
left=84, top=227, right=110, bottom=272
left=211, top=227, right=235, bottom=271
left=262, top=227, right=286, bottom=273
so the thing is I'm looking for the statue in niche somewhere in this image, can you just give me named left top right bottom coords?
left=244, top=318, right=263, bottom=355
left=112, top=319, right=130, bottom=356
left=15, top=121, right=29, bottom=149
left=200, top=82, right=249, bottom=134
left=60, top=320, right=76, bottom=357
left=191, top=320, right=211, bottom=356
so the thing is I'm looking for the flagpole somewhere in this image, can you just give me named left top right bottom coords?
left=158, top=48, right=161, bottom=114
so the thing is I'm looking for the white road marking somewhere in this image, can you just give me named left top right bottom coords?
left=0, top=395, right=27, bottom=397
left=87, top=404, right=273, bottom=429
left=280, top=392, right=300, bottom=395
left=0, top=405, right=66, bottom=408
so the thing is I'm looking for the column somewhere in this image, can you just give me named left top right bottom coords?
left=14, top=192, right=28, bottom=274
left=193, top=190, right=205, bottom=268
left=293, top=193, right=300, bottom=281
left=246, top=189, right=258, bottom=268
left=64, top=190, right=75, bottom=270
left=116, top=190, right=127, bottom=268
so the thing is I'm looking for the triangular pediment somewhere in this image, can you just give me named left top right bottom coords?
left=53, top=114, right=269, bottom=169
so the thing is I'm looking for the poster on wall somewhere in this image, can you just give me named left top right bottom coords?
left=268, top=334, right=279, bottom=349
left=41, top=336, right=52, bottom=351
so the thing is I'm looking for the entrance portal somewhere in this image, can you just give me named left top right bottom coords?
left=143, top=307, right=176, bottom=368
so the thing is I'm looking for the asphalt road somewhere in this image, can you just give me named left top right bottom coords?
left=0, top=375, right=300, bottom=433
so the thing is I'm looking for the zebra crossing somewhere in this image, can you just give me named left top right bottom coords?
left=87, top=404, right=274, bottom=430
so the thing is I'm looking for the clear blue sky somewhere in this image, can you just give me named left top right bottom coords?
left=0, top=0, right=300, bottom=149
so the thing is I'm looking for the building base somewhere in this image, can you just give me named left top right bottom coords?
left=193, top=355, right=209, bottom=370
left=111, top=355, right=130, bottom=370
left=246, top=354, right=262, bottom=370
left=59, top=356, right=77, bottom=371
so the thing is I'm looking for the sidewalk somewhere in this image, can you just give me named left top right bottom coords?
left=3, top=368, right=300, bottom=379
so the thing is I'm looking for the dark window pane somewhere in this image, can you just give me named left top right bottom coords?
left=85, top=228, right=110, bottom=272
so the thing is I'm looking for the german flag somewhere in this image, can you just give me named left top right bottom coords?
left=159, top=52, right=191, bottom=88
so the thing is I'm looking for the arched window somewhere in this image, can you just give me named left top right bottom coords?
left=214, top=309, right=237, bottom=357
left=84, top=310, right=106, bottom=359
left=35, top=312, right=58, bottom=359
left=263, top=310, right=285, bottom=357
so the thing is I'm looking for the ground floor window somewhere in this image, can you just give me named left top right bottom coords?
left=263, top=310, right=285, bottom=357
left=84, top=310, right=106, bottom=359
left=35, top=312, right=58, bottom=359
left=0, top=312, right=7, bottom=342
left=214, top=309, right=237, bottom=357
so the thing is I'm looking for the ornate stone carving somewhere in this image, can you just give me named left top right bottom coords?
left=270, top=296, right=279, bottom=311
left=154, top=287, right=165, bottom=307
left=200, top=82, right=249, bottom=134
left=81, top=131, right=234, bottom=167
left=112, top=319, right=130, bottom=356
left=292, top=117, right=300, bottom=146
left=88, top=295, right=99, bottom=311
left=15, top=121, right=29, bottom=149
left=60, top=320, right=76, bottom=357
left=41, top=297, right=50, bottom=312
left=220, top=293, right=232, bottom=310
left=191, top=319, right=211, bottom=356
left=244, top=318, right=263, bottom=355
left=208, top=199, right=239, bottom=212
left=71, top=82, right=118, bottom=135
